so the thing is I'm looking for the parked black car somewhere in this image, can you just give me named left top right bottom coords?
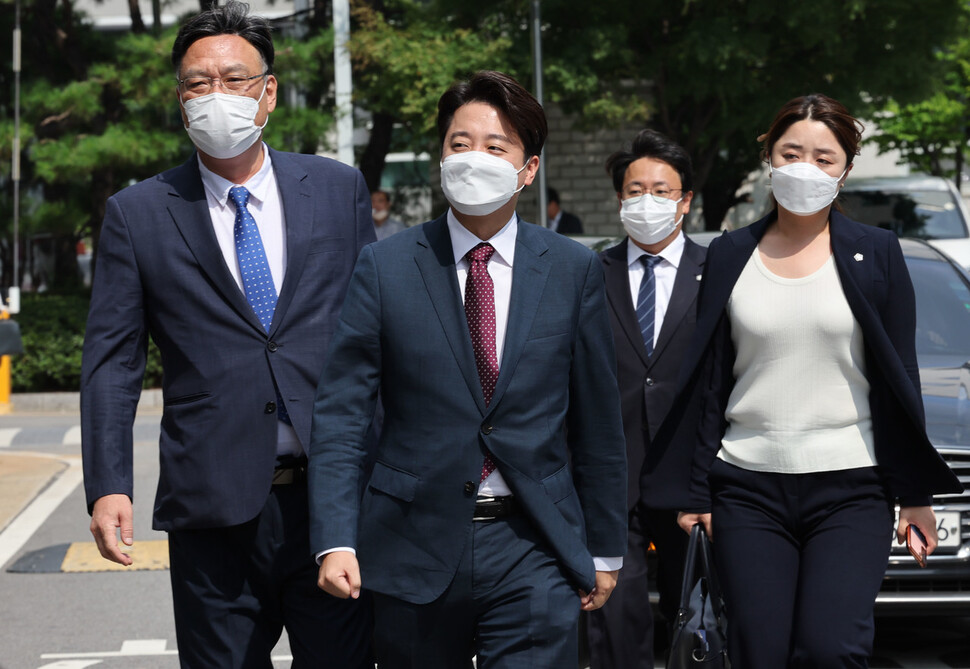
left=879, top=238, right=970, bottom=612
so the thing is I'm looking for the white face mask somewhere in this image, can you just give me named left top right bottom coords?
left=372, top=208, right=389, bottom=222
left=440, top=152, right=528, bottom=217
left=180, top=81, right=268, bottom=160
left=769, top=162, right=846, bottom=215
left=620, top=195, right=683, bottom=245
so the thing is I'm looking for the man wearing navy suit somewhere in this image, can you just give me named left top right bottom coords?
left=587, top=130, right=705, bottom=668
left=80, top=3, right=374, bottom=666
left=309, top=70, right=628, bottom=668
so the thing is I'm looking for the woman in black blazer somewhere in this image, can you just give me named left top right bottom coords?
left=676, top=94, right=961, bottom=668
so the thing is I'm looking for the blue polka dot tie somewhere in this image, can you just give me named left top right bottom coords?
left=465, top=243, right=499, bottom=481
left=229, top=185, right=290, bottom=425
left=636, top=254, right=663, bottom=356
left=230, top=186, right=278, bottom=332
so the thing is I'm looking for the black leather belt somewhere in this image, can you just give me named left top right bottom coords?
left=272, top=456, right=307, bottom=485
left=473, top=495, right=517, bottom=521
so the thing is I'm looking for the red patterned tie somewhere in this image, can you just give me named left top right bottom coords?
left=465, top=243, right=499, bottom=481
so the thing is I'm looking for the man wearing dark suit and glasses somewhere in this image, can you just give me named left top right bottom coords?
left=80, top=2, right=374, bottom=666
left=309, top=70, right=628, bottom=668
left=588, top=130, right=703, bottom=668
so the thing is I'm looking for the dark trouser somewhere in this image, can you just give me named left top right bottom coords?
left=709, top=459, right=893, bottom=669
left=372, top=513, right=579, bottom=669
left=586, top=507, right=688, bottom=668
left=168, top=482, right=373, bottom=669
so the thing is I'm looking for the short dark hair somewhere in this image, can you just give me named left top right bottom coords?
left=436, top=71, right=547, bottom=159
left=171, top=1, right=274, bottom=76
left=547, top=187, right=560, bottom=205
left=605, top=129, right=694, bottom=194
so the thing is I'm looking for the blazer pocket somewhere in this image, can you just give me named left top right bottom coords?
left=541, top=464, right=575, bottom=503
left=163, top=391, right=211, bottom=406
left=367, top=461, right=419, bottom=502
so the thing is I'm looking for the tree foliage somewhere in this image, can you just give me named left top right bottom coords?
left=868, top=6, right=970, bottom=190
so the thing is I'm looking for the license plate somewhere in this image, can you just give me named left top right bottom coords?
left=891, top=510, right=962, bottom=551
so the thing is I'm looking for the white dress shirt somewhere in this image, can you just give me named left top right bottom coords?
left=626, top=230, right=686, bottom=345
left=198, top=144, right=302, bottom=456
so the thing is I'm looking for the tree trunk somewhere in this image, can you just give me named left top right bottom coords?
left=51, top=234, right=81, bottom=291
left=358, top=112, right=396, bottom=193
left=152, top=0, right=162, bottom=35
left=127, top=0, right=147, bottom=33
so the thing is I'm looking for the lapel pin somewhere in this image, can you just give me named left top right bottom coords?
left=853, top=253, right=864, bottom=262
left=695, top=274, right=702, bottom=281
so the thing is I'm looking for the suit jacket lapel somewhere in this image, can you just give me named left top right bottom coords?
left=414, top=216, right=488, bottom=414
left=830, top=211, right=875, bottom=317
left=682, top=218, right=765, bottom=380
left=651, top=237, right=705, bottom=364
left=490, top=219, right=551, bottom=411
left=164, top=156, right=265, bottom=334
left=603, top=239, right=651, bottom=367
left=269, top=149, right=313, bottom=335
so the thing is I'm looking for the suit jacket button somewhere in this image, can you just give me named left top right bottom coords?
left=481, top=424, right=493, bottom=435
left=464, top=481, right=475, bottom=495
left=645, top=378, right=655, bottom=386
left=267, top=341, right=278, bottom=352
left=265, top=401, right=276, bottom=414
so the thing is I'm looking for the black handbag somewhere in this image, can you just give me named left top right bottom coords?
left=666, top=523, right=729, bottom=668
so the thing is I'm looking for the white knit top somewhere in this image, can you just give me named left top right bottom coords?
left=718, top=250, right=877, bottom=473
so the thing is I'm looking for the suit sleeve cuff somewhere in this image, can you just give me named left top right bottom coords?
left=593, top=556, right=623, bottom=572
left=315, top=546, right=356, bottom=565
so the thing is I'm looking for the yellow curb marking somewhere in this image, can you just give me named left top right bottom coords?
left=62, top=540, right=170, bottom=572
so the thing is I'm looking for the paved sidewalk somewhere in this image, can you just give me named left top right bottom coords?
left=1, top=388, right=163, bottom=414
left=0, top=389, right=161, bottom=540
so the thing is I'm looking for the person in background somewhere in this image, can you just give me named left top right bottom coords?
left=309, top=70, right=627, bottom=668
left=548, top=186, right=584, bottom=234
left=676, top=93, right=962, bottom=668
left=372, top=189, right=406, bottom=240
left=80, top=3, right=375, bottom=666
left=588, top=129, right=702, bottom=668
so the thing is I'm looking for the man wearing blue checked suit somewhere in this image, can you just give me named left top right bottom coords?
left=309, top=70, right=628, bottom=668
left=80, top=3, right=374, bottom=666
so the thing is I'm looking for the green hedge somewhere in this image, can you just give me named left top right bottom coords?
left=9, top=291, right=162, bottom=393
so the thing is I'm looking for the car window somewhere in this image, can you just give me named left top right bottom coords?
left=906, top=256, right=970, bottom=357
left=841, top=190, right=967, bottom=240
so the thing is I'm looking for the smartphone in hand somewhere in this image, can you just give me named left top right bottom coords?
left=906, top=524, right=928, bottom=568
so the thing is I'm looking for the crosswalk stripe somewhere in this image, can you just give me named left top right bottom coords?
left=62, top=425, right=82, bottom=446
left=0, top=427, right=21, bottom=447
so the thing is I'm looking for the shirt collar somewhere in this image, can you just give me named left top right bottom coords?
left=446, top=209, right=518, bottom=267
left=198, top=142, right=274, bottom=209
left=627, top=229, right=686, bottom=270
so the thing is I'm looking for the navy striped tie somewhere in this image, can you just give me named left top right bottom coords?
left=636, top=255, right=663, bottom=356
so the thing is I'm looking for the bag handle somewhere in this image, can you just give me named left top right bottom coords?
left=677, top=523, right=703, bottom=609
left=695, top=523, right=725, bottom=619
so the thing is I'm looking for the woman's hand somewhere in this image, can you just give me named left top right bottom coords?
left=677, top=511, right=713, bottom=539
left=897, top=506, right=938, bottom=556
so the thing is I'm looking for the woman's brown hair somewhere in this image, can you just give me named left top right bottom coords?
left=758, top=94, right=864, bottom=167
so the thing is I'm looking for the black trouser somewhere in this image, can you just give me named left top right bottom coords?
left=709, top=459, right=893, bottom=669
left=168, top=482, right=373, bottom=669
left=372, top=513, right=579, bottom=669
left=586, top=506, right=688, bottom=668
